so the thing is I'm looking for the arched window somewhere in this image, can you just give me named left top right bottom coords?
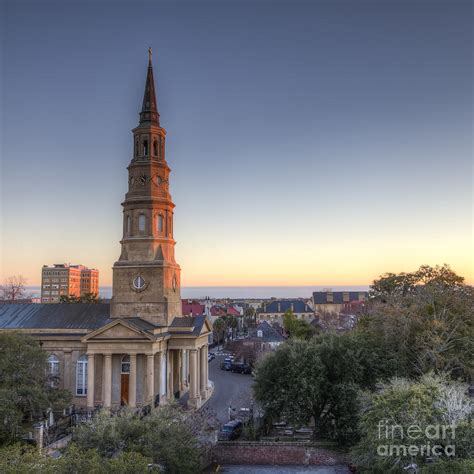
left=121, top=355, right=130, bottom=374
left=48, top=354, right=59, bottom=375
left=135, top=138, right=139, bottom=157
left=153, top=140, right=158, bottom=156
left=138, top=214, right=146, bottom=232
left=126, top=215, right=131, bottom=235
left=143, top=140, right=148, bottom=156
left=157, top=214, right=163, bottom=232
left=76, top=355, right=88, bottom=396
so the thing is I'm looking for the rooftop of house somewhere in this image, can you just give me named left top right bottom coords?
left=248, top=320, right=287, bottom=343
left=210, top=305, right=241, bottom=317
left=260, top=299, right=313, bottom=314
left=312, top=291, right=369, bottom=304
left=182, top=300, right=205, bottom=316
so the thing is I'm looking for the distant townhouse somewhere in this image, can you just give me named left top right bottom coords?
left=41, top=264, right=99, bottom=303
left=312, top=290, right=368, bottom=315
left=244, top=321, right=287, bottom=351
left=257, top=299, right=314, bottom=325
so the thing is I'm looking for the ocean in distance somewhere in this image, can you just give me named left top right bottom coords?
left=26, top=285, right=370, bottom=300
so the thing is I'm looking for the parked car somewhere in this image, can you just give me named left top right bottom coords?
left=230, top=362, right=252, bottom=374
left=220, top=359, right=232, bottom=371
left=218, top=420, right=243, bottom=441
left=208, top=352, right=215, bottom=362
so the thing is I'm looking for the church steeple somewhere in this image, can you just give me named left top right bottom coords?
left=111, top=49, right=181, bottom=326
left=139, top=48, right=160, bottom=125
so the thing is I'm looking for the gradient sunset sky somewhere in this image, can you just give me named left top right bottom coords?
left=1, top=0, right=472, bottom=287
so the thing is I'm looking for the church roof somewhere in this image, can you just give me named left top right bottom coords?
left=0, top=303, right=208, bottom=338
left=0, top=303, right=111, bottom=330
left=169, top=315, right=207, bottom=336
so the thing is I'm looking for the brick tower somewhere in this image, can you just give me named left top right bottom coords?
left=111, top=49, right=181, bottom=326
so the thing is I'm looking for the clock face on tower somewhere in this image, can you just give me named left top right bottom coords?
left=138, top=173, right=147, bottom=186
left=131, top=274, right=147, bottom=292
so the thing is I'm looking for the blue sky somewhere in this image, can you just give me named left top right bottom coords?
left=1, top=0, right=472, bottom=286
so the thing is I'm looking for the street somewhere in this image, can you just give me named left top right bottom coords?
left=207, top=354, right=255, bottom=424
left=219, top=466, right=350, bottom=473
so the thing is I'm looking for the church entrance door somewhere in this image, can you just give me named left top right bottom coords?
left=121, top=374, right=129, bottom=405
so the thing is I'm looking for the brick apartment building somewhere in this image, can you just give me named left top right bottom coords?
left=41, top=264, right=99, bottom=303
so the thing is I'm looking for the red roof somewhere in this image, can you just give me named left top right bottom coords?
left=210, top=305, right=241, bottom=317
left=182, top=300, right=205, bottom=316
left=210, top=306, right=226, bottom=317
left=226, top=306, right=240, bottom=316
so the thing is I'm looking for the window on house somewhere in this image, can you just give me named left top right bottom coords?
left=76, top=355, right=88, bottom=396
left=138, top=214, right=146, bottom=232
left=257, top=330, right=263, bottom=338
left=48, top=355, right=59, bottom=374
left=157, top=214, right=163, bottom=232
left=121, top=355, right=130, bottom=374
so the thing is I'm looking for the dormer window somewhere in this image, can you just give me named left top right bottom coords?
left=257, top=330, right=263, bottom=338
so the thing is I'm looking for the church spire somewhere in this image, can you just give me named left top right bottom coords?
left=139, top=47, right=160, bottom=125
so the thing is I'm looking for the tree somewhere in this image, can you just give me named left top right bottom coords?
left=351, top=373, right=473, bottom=472
left=0, top=443, right=156, bottom=473
left=0, top=333, right=71, bottom=445
left=225, top=314, right=238, bottom=340
left=73, top=403, right=212, bottom=474
left=244, top=306, right=256, bottom=329
left=370, top=264, right=465, bottom=301
left=254, top=333, right=385, bottom=445
left=282, top=309, right=315, bottom=339
left=59, top=292, right=99, bottom=303
left=0, top=275, right=27, bottom=302
left=213, top=317, right=225, bottom=349
left=359, top=265, right=474, bottom=380
left=225, top=340, right=262, bottom=367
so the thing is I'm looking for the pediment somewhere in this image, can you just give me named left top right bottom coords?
left=202, top=318, right=212, bottom=335
left=82, top=319, right=154, bottom=342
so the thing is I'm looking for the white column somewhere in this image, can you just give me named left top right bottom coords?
left=160, top=351, right=167, bottom=398
left=87, top=354, right=95, bottom=408
left=189, top=349, right=199, bottom=406
left=146, top=354, right=154, bottom=405
left=200, top=345, right=207, bottom=398
left=103, top=354, right=112, bottom=408
left=196, top=348, right=201, bottom=396
left=181, top=350, right=187, bottom=389
left=168, top=350, right=174, bottom=399
left=129, top=354, right=137, bottom=407
left=204, top=345, right=209, bottom=391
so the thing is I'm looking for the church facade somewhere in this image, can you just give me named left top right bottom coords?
left=0, top=53, right=212, bottom=409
